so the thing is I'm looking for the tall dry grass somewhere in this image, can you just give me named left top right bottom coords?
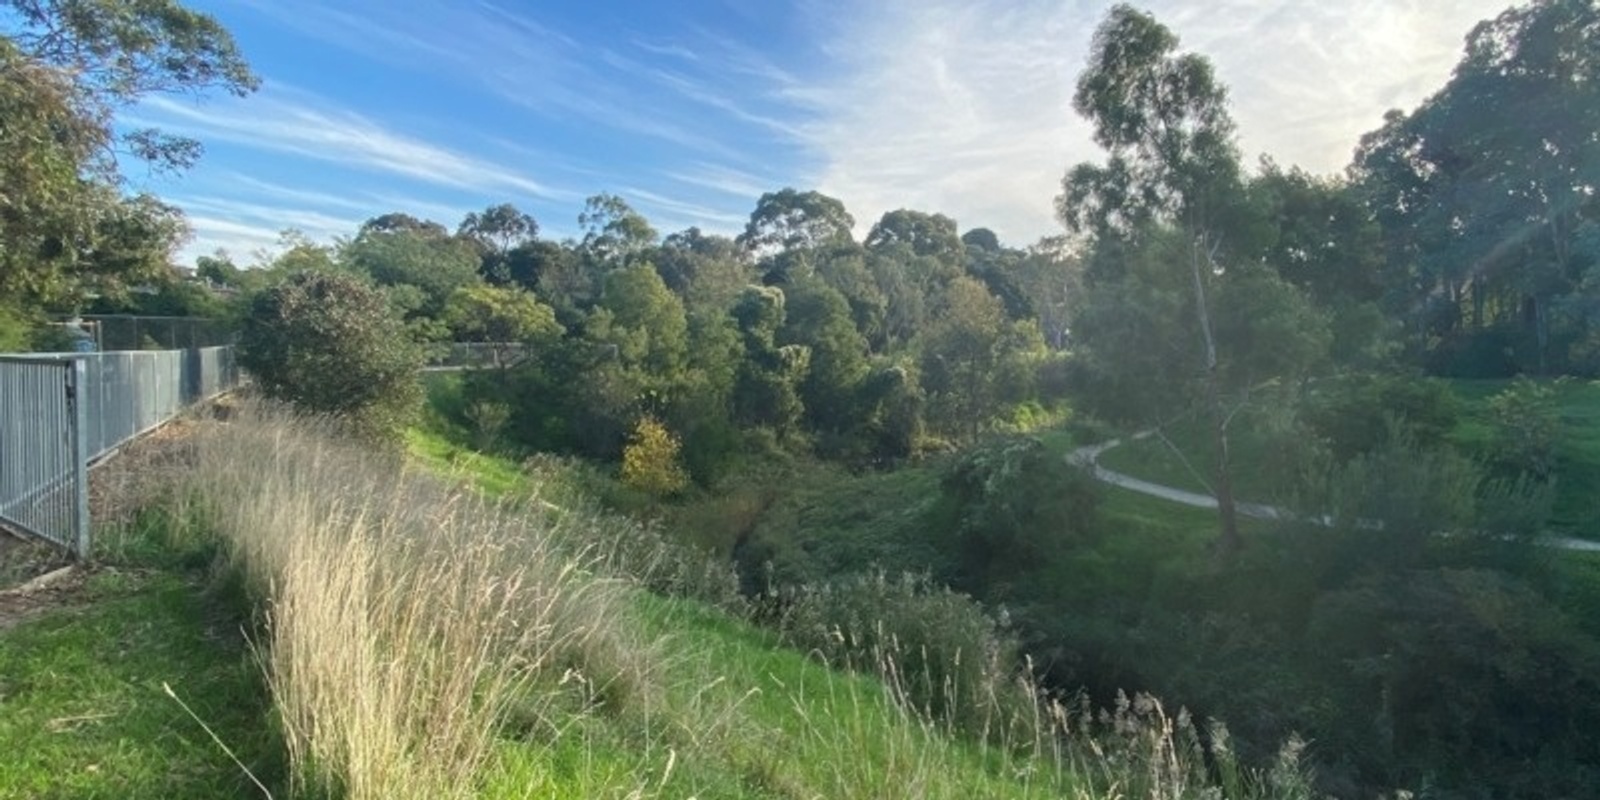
left=175, top=404, right=649, bottom=799
left=737, top=568, right=1323, bottom=798
left=156, top=402, right=1321, bottom=799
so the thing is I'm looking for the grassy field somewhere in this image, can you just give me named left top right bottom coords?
left=0, top=541, right=1072, bottom=800
left=712, top=423, right=1254, bottom=633
left=1092, top=408, right=1307, bottom=505
left=1447, top=378, right=1600, bottom=535
left=1092, top=378, right=1600, bottom=539
left=0, top=567, right=284, bottom=800
left=408, top=421, right=1311, bottom=799
left=0, top=410, right=1097, bottom=800
left=481, top=590, right=1092, bottom=799
left=402, top=426, right=1087, bottom=798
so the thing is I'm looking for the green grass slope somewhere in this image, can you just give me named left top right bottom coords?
left=1449, top=378, right=1600, bottom=536
left=0, top=569, right=283, bottom=799
left=0, top=413, right=1095, bottom=800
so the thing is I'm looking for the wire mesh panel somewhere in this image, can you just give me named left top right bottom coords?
left=0, top=357, right=88, bottom=555
left=75, top=315, right=233, bottom=351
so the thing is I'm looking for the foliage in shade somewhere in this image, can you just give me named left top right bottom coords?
left=1488, top=376, right=1566, bottom=478
left=1353, top=0, right=1600, bottom=377
left=940, top=435, right=1102, bottom=597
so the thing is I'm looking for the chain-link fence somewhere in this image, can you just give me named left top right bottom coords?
left=423, top=342, right=531, bottom=371
left=58, top=315, right=235, bottom=352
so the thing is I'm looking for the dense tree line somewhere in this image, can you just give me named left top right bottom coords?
left=221, top=191, right=1077, bottom=475
left=1061, top=0, right=1598, bottom=553
left=1355, top=0, right=1600, bottom=377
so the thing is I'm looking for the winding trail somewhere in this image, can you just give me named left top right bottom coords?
left=1069, top=433, right=1600, bottom=553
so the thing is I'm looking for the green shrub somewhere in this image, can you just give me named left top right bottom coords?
left=1308, top=424, right=1553, bottom=579
left=761, top=571, right=1036, bottom=743
left=463, top=400, right=511, bottom=452
left=941, top=435, right=1101, bottom=597
left=238, top=271, right=422, bottom=440
left=29, top=320, right=82, bottom=352
left=1301, top=373, right=1458, bottom=462
left=997, top=400, right=1070, bottom=434
left=0, top=302, right=34, bottom=351
left=420, top=372, right=468, bottom=438
left=1488, top=376, right=1565, bottom=478
left=1306, top=568, right=1600, bottom=795
left=667, top=393, right=744, bottom=487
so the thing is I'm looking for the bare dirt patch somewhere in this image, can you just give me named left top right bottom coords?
left=1, top=407, right=215, bottom=625
left=0, top=529, right=71, bottom=591
left=89, top=416, right=204, bottom=529
left=0, top=564, right=87, bottom=631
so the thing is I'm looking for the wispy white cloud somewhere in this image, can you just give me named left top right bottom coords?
left=234, top=0, right=794, bottom=165
left=138, top=91, right=576, bottom=202
left=621, top=187, right=750, bottom=229
left=168, top=175, right=481, bottom=257
left=666, top=163, right=779, bottom=200
left=171, top=193, right=479, bottom=266
left=791, top=0, right=1507, bottom=247
left=178, top=196, right=361, bottom=236
left=1154, top=1, right=1506, bottom=171
left=685, top=22, right=805, bottom=90
left=640, top=63, right=803, bottom=139
left=165, top=192, right=357, bottom=265
left=234, top=0, right=493, bottom=66
left=181, top=216, right=300, bottom=264
left=631, top=37, right=703, bottom=64
left=217, top=174, right=383, bottom=216
left=175, top=0, right=830, bottom=252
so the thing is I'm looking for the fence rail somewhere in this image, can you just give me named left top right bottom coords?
left=0, top=346, right=238, bottom=556
left=423, top=342, right=530, bottom=372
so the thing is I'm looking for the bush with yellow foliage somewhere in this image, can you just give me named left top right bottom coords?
left=621, top=415, right=690, bottom=496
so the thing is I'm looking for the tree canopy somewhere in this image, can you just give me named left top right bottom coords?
left=1058, top=4, right=1240, bottom=241
left=740, top=188, right=856, bottom=257
left=0, top=0, right=256, bottom=307
left=1058, top=3, right=1329, bottom=554
left=1353, top=0, right=1600, bottom=375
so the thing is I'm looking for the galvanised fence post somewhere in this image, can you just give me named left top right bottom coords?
left=69, top=357, right=89, bottom=559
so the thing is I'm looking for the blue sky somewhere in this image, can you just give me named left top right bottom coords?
left=127, top=0, right=1510, bottom=265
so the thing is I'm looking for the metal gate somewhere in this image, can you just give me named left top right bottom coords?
left=0, top=357, right=89, bottom=556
